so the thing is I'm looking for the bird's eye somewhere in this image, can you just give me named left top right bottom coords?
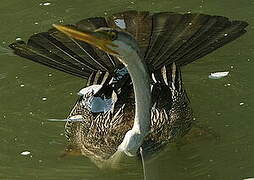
left=109, top=31, right=117, bottom=40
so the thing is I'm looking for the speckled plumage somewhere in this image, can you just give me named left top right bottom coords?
left=65, top=64, right=193, bottom=163
left=9, top=11, right=247, bottom=165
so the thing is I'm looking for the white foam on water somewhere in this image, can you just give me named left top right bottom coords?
left=208, top=71, right=229, bottom=79
left=21, top=151, right=31, bottom=156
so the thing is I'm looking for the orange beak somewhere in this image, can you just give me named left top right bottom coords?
left=53, top=24, right=119, bottom=55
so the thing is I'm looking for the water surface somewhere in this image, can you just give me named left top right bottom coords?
left=0, top=0, right=253, bottom=179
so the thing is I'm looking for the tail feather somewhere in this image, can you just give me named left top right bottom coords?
left=189, top=21, right=247, bottom=62
left=9, top=40, right=92, bottom=78
left=146, top=13, right=248, bottom=70
left=76, top=17, right=108, bottom=31
left=145, top=12, right=184, bottom=65
left=30, top=32, right=100, bottom=72
left=9, top=18, right=122, bottom=79
left=149, top=13, right=211, bottom=68
left=106, top=11, right=152, bottom=60
left=75, top=17, right=122, bottom=70
left=165, top=16, right=230, bottom=66
left=9, top=11, right=248, bottom=80
left=47, top=29, right=108, bottom=71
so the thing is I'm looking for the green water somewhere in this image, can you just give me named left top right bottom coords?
left=0, top=0, right=253, bottom=179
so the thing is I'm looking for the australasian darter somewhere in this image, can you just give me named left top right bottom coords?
left=9, top=11, right=248, bottom=167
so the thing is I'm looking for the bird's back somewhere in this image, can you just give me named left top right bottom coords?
left=64, top=63, right=193, bottom=163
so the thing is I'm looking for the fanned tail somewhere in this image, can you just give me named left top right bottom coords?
left=9, top=11, right=248, bottom=79
left=9, top=18, right=123, bottom=79
left=145, top=13, right=248, bottom=70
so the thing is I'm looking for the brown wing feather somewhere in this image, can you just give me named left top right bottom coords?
left=107, top=11, right=152, bottom=59
left=9, top=11, right=248, bottom=79
left=106, top=11, right=247, bottom=71
left=144, top=12, right=247, bottom=70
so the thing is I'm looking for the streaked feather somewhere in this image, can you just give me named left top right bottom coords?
left=8, top=11, right=248, bottom=165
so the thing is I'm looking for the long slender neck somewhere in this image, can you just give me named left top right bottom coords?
left=110, top=41, right=152, bottom=157
left=121, top=50, right=151, bottom=135
left=107, top=50, right=151, bottom=163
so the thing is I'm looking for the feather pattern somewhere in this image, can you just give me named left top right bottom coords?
left=9, top=11, right=247, bottom=78
left=9, top=11, right=248, bottom=165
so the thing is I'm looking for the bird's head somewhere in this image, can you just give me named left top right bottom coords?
left=53, top=24, right=139, bottom=63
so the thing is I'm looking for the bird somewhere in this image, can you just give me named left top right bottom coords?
left=9, top=10, right=248, bottom=167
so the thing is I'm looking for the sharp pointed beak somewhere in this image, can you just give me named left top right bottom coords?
left=53, top=24, right=119, bottom=55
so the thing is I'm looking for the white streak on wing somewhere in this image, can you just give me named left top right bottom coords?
left=161, top=66, right=168, bottom=86
left=78, top=85, right=102, bottom=96
left=171, top=63, right=176, bottom=90
left=114, top=19, right=126, bottom=29
left=79, top=85, right=114, bottom=113
left=151, top=73, right=157, bottom=83
left=150, top=84, right=153, bottom=91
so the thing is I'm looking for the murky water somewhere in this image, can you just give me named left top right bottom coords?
left=0, top=0, right=253, bottom=179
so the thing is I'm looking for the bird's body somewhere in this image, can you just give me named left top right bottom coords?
left=65, top=63, right=193, bottom=163
left=9, top=11, right=248, bottom=166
